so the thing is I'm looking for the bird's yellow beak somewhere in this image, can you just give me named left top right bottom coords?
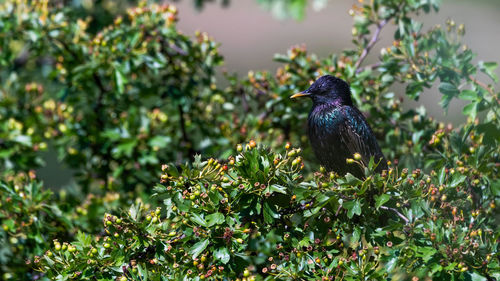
left=290, top=91, right=310, bottom=99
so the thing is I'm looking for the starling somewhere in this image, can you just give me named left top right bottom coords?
left=291, top=75, right=387, bottom=178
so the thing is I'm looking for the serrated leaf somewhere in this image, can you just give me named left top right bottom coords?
left=214, top=247, right=230, bottom=264
left=191, top=213, right=208, bottom=227
left=114, top=68, right=128, bottom=94
left=478, top=61, right=498, bottom=83
left=266, top=184, right=287, bottom=194
left=189, top=239, right=209, bottom=259
left=76, top=231, right=92, bottom=247
left=152, top=184, right=167, bottom=193
left=206, top=212, right=224, bottom=227
left=458, top=90, right=478, bottom=100
left=344, top=200, right=361, bottom=218
left=345, top=173, right=363, bottom=186
left=43, top=256, right=55, bottom=267
left=416, top=246, right=437, bottom=262
left=450, top=174, right=467, bottom=188
left=438, top=82, right=459, bottom=95
left=439, top=82, right=459, bottom=110
left=350, top=227, right=361, bottom=246
left=438, top=166, right=446, bottom=185
left=463, top=102, right=478, bottom=120
left=128, top=203, right=141, bottom=222
left=476, top=122, right=500, bottom=146
left=464, top=272, right=488, bottom=281
left=263, top=202, right=279, bottom=224
left=375, top=194, right=390, bottom=209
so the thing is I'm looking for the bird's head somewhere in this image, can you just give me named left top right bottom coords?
left=291, top=75, right=353, bottom=106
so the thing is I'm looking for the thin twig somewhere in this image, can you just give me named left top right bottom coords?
left=468, top=75, right=500, bottom=104
left=239, top=87, right=249, bottom=112
left=357, top=62, right=382, bottom=73
left=354, top=19, right=388, bottom=73
left=380, top=206, right=409, bottom=224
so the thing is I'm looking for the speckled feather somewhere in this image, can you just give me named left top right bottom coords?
left=294, top=75, right=386, bottom=178
left=308, top=104, right=386, bottom=178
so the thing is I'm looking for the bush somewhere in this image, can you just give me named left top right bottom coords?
left=0, top=0, right=499, bottom=280
left=0, top=172, right=130, bottom=279
left=36, top=143, right=499, bottom=280
left=0, top=173, right=70, bottom=279
left=1, top=1, right=225, bottom=190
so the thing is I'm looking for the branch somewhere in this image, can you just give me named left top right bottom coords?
left=356, top=62, right=382, bottom=74
left=380, top=206, right=409, bottom=224
left=239, top=87, right=249, bottom=112
left=354, top=19, right=388, bottom=73
left=468, top=75, right=499, bottom=104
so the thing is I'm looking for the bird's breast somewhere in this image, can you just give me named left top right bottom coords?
left=307, top=106, right=343, bottom=139
left=307, top=106, right=344, bottom=158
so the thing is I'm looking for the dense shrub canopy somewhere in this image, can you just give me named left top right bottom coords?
left=0, top=0, right=498, bottom=280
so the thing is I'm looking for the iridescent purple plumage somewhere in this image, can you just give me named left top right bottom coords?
left=292, top=75, right=386, bottom=178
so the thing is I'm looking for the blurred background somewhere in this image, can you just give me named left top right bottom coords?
left=36, top=0, right=500, bottom=187
left=166, top=0, right=500, bottom=123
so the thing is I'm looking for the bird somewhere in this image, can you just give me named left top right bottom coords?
left=291, top=75, right=387, bottom=178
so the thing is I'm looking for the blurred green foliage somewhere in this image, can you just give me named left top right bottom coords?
left=0, top=0, right=499, bottom=280
left=1, top=1, right=228, bottom=191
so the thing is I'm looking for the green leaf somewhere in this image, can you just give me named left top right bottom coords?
left=128, top=203, right=141, bottom=222
left=191, top=213, right=208, bottom=227
left=350, top=227, right=361, bottom=246
left=114, top=68, right=128, bottom=94
left=344, top=173, right=363, bottom=186
left=385, top=256, right=398, bottom=273
left=13, top=135, right=31, bottom=146
left=206, top=212, right=225, bottom=227
left=478, top=61, right=498, bottom=83
left=458, top=90, right=478, bottom=101
left=438, top=166, right=446, bottom=185
left=449, top=174, right=467, bottom=188
left=189, top=239, right=209, bottom=259
left=463, top=102, right=478, bottom=120
left=289, top=0, right=306, bottom=20
left=464, top=272, right=488, bottom=281
left=344, top=200, right=361, bottom=218
left=148, top=136, right=171, bottom=149
left=137, top=264, right=148, bottom=280
left=375, top=194, right=390, bottom=209
left=263, top=202, right=279, bottom=224
left=266, top=184, right=287, bottom=194
left=476, top=122, right=500, bottom=146
left=439, top=82, right=459, bottom=109
left=43, top=256, right=55, bottom=267
left=76, top=231, right=92, bottom=248
left=415, top=246, right=437, bottom=262
left=214, top=247, right=230, bottom=264
left=273, top=54, right=291, bottom=63
left=113, top=139, right=137, bottom=157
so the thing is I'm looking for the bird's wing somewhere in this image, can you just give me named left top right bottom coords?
left=337, top=106, right=386, bottom=169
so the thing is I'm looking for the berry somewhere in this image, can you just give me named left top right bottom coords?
left=243, top=269, right=250, bottom=277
